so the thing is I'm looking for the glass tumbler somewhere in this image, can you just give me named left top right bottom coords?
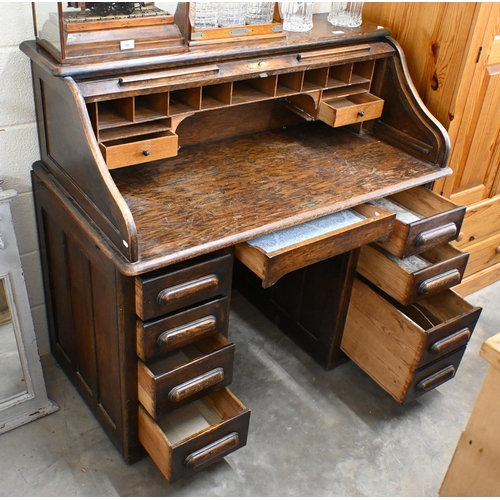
left=190, top=2, right=219, bottom=30
left=218, top=2, right=248, bottom=27
left=246, top=2, right=275, bottom=25
left=279, top=2, right=313, bottom=32
left=328, top=2, right=364, bottom=28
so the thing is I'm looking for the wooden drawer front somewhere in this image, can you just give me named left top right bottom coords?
left=138, top=333, right=235, bottom=418
left=136, top=252, right=232, bottom=321
left=138, top=388, right=250, bottom=483
left=235, top=203, right=394, bottom=288
left=318, top=93, right=384, bottom=128
left=405, top=347, right=467, bottom=403
left=341, top=278, right=481, bottom=404
left=373, top=186, right=466, bottom=259
left=99, top=130, right=178, bottom=169
left=357, top=243, right=469, bottom=305
left=137, top=297, right=230, bottom=361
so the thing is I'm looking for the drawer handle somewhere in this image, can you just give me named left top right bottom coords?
left=157, top=315, right=217, bottom=348
left=168, top=368, right=225, bottom=402
left=416, top=365, right=456, bottom=393
left=417, top=269, right=461, bottom=295
left=414, top=223, right=457, bottom=247
left=358, top=111, right=365, bottom=117
left=157, top=274, right=219, bottom=305
left=143, top=150, right=150, bottom=156
left=184, top=432, right=240, bottom=469
left=429, top=328, right=471, bottom=355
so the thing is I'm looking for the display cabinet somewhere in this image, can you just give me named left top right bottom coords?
left=21, top=10, right=480, bottom=482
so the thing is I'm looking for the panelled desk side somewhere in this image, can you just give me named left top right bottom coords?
left=23, top=17, right=474, bottom=482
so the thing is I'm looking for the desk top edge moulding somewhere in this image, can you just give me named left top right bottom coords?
left=22, top=3, right=479, bottom=483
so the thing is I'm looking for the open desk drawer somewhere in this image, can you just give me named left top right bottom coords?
left=99, top=130, right=178, bottom=169
left=138, top=333, right=235, bottom=418
left=235, top=203, right=394, bottom=288
left=139, top=388, right=250, bottom=483
left=372, top=186, right=465, bottom=259
left=319, top=92, right=384, bottom=128
left=341, top=278, right=481, bottom=404
left=358, top=243, right=469, bottom=305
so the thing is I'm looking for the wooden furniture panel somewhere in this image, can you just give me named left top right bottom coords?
left=32, top=169, right=140, bottom=462
left=440, top=333, right=500, bottom=496
left=138, top=333, right=235, bottom=418
left=364, top=2, right=500, bottom=293
left=138, top=388, right=250, bottom=483
left=358, top=243, right=469, bottom=305
left=341, top=278, right=481, bottom=404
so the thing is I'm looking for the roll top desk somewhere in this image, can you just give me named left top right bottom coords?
left=21, top=11, right=481, bottom=483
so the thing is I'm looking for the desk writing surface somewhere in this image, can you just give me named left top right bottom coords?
left=111, top=122, right=450, bottom=266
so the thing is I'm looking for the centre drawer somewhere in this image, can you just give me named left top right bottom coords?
left=341, top=278, right=481, bottom=404
left=372, top=186, right=466, bottom=259
left=135, top=251, right=232, bottom=321
left=137, top=297, right=230, bottom=361
left=138, top=333, right=235, bottom=418
left=139, top=388, right=250, bottom=483
left=357, top=243, right=469, bottom=305
left=235, top=203, right=394, bottom=288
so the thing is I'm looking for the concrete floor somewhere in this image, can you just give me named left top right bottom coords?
left=1, top=281, right=499, bottom=496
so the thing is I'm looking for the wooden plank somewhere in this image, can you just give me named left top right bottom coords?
left=461, top=231, right=500, bottom=277
left=452, top=261, right=500, bottom=296
left=450, top=184, right=488, bottom=207
left=439, top=366, right=500, bottom=496
left=453, top=195, right=500, bottom=249
left=480, top=332, right=500, bottom=370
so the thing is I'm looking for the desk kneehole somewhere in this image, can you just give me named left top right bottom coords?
left=235, top=203, right=395, bottom=288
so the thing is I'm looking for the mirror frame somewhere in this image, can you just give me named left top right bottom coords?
left=0, top=186, right=58, bottom=434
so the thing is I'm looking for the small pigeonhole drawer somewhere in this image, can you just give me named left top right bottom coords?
left=138, top=332, right=235, bottom=418
left=372, top=186, right=466, bottom=259
left=357, top=242, right=469, bottom=305
left=235, top=203, right=394, bottom=288
left=341, top=278, right=481, bottom=404
left=135, top=252, right=233, bottom=321
left=99, top=130, right=178, bottom=169
left=137, top=297, right=230, bottom=361
left=318, top=92, right=384, bottom=128
left=138, top=388, right=250, bottom=483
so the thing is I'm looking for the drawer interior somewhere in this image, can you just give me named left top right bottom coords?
left=143, top=333, right=231, bottom=376
left=100, top=130, right=177, bottom=148
left=235, top=203, right=394, bottom=288
left=159, top=399, right=221, bottom=444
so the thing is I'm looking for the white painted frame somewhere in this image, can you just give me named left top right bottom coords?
left=0, top=186, right=58, bottom=434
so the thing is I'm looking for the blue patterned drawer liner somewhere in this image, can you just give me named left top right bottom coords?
left=247, top=209, right=366, bottom=253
